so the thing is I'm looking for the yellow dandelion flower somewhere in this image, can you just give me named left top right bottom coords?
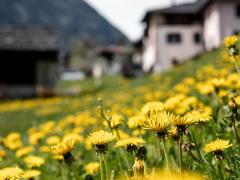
left=196, top=83, right=215, bottom=95
left=15, top=146, right=34, bottom=158
left=118, top=170, right=204, bottom=180
left=3, top=132, right=23, bottom=150
left=233, top=96, right=240, bottom=105
left=210, top=78, right=226, bottom=88
left=63, top=134, right=83, bottom=143
left=39, top=121, right=56, bottom=134
left=0, top=167, right=23, bottom=180
left=218, top=90, right=228, bottom=98
left=29, top=132, right=45, bottom=145
left=128, top=115, right=145, bottom=129
left=143, top=111, right=172, bottom=136
left=171, top=115, right=194, bottom=126
left=71, top=127, right=84, bottom=134
left=84, top=162, right=100, bottom=175
left=170, top=114, right=195, bottom=134
left=0, top=149, right=6, bottom=158
left=46, top=136, right=61, bottom=145
left=24, top=155, right=45, bottom=168
left=203, top=139, right=232, bottom=154
left=110, top=114, right=123, bottom=128
left=50, top=137, right=75, bottom=156
left=39, top=145, right=50, bottom=153
left=224, top=35, right=238, bottom=48
left=88, top=130, right=115, bottom=146
left=115, top=137, right=146, bottom=151
left=141, top=101, right=164, bottom=118
left=184, top=110, right=211, bottom=124
left=88, top=130, right=115, bottom=153
left=22, top=170, right=41, bottom=179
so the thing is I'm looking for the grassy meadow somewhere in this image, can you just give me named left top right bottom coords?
left=0, top=36, right=240, bottom=179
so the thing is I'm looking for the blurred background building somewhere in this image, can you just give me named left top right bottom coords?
left=142, top=0, right=240, bottom=72
left=0, top=27, right=59, bottom=98
left=0, top=0, right=129, bottom=98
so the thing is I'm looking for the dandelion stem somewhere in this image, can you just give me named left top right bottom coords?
left=233, top=121, right=240, bottom=145
left=233, top=55, right=240, bottom=73
left=102, top=154, right=110, bottom=180
left=121, top=150, right=131, bottom=169
left=138, top=127, right=142, bottom=138
left=116, top=128, right=121, bottom=140
left=178, top=135, right=183, bottom=172
left=156, top=137, right=161, bottom=165
left=231, top=113, right=240, bottom=145
left=99, top=154, right=105, bottom=180
left=199, top=125, right=206, bottom=144
left=161, top=138, right=169, bottom=169
left=60, top=161, right=65, bottom=180
left=116, top=149, right=127, bottom=172
left=70, top=162, right=79, bottom=179
left=217, top=160, right=225, bottom=180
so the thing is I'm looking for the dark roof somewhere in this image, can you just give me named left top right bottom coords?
left=142, top=0, right=209, bottom=22
left=142, top=0, right=239, bottom=22
left=0, top=27, right=60, bottom=51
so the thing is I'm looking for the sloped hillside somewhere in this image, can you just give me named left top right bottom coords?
left=1, top=46, right=240, bottom=179
left=0, top=50, right=222, bottom=134
left=0, top=0, right=129, bottom=51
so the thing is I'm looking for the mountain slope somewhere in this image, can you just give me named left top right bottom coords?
left=0, top=0, right=129, bottom=52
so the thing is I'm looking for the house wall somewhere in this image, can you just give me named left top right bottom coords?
left=155, top=24, right=204, bottom=71
left=143, top=0, right=240, bottom=72
left=203, top=3, right=221, bottom=51
left=219, top=2, right=240, bottom=38
left=143, top=15, right=165, bottom=72
left=204, top=1, right=240, bottom=50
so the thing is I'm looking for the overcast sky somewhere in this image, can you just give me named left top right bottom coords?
left=84, top=0, right=196, bottom=41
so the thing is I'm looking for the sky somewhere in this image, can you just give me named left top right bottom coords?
left=84, top=0, right=196, bottom=41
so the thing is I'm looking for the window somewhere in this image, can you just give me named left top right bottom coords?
left=236, top=5, right=240, bottom=17
left=167, top=33, right=182, bottom=44
left=193, top=33, right=201, bottom=44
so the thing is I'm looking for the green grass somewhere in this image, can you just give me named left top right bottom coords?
left=1, top=48, right=240, bottom=179
left=0, top=50, right=220, bottom=135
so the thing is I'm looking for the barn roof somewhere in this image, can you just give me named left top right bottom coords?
left=0, top=27, right=60, bottom=51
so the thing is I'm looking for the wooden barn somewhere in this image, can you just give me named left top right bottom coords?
left=0, top=27, right=60, bottom=98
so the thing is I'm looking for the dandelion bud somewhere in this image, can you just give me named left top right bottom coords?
left=133, top=157, right=145, bottom=177
left=228, top=98, right=238, bottom=113
left=184, top=143, right=196, bottom=152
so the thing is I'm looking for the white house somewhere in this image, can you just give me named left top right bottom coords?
left=142, top=0, right=240, bottom=72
